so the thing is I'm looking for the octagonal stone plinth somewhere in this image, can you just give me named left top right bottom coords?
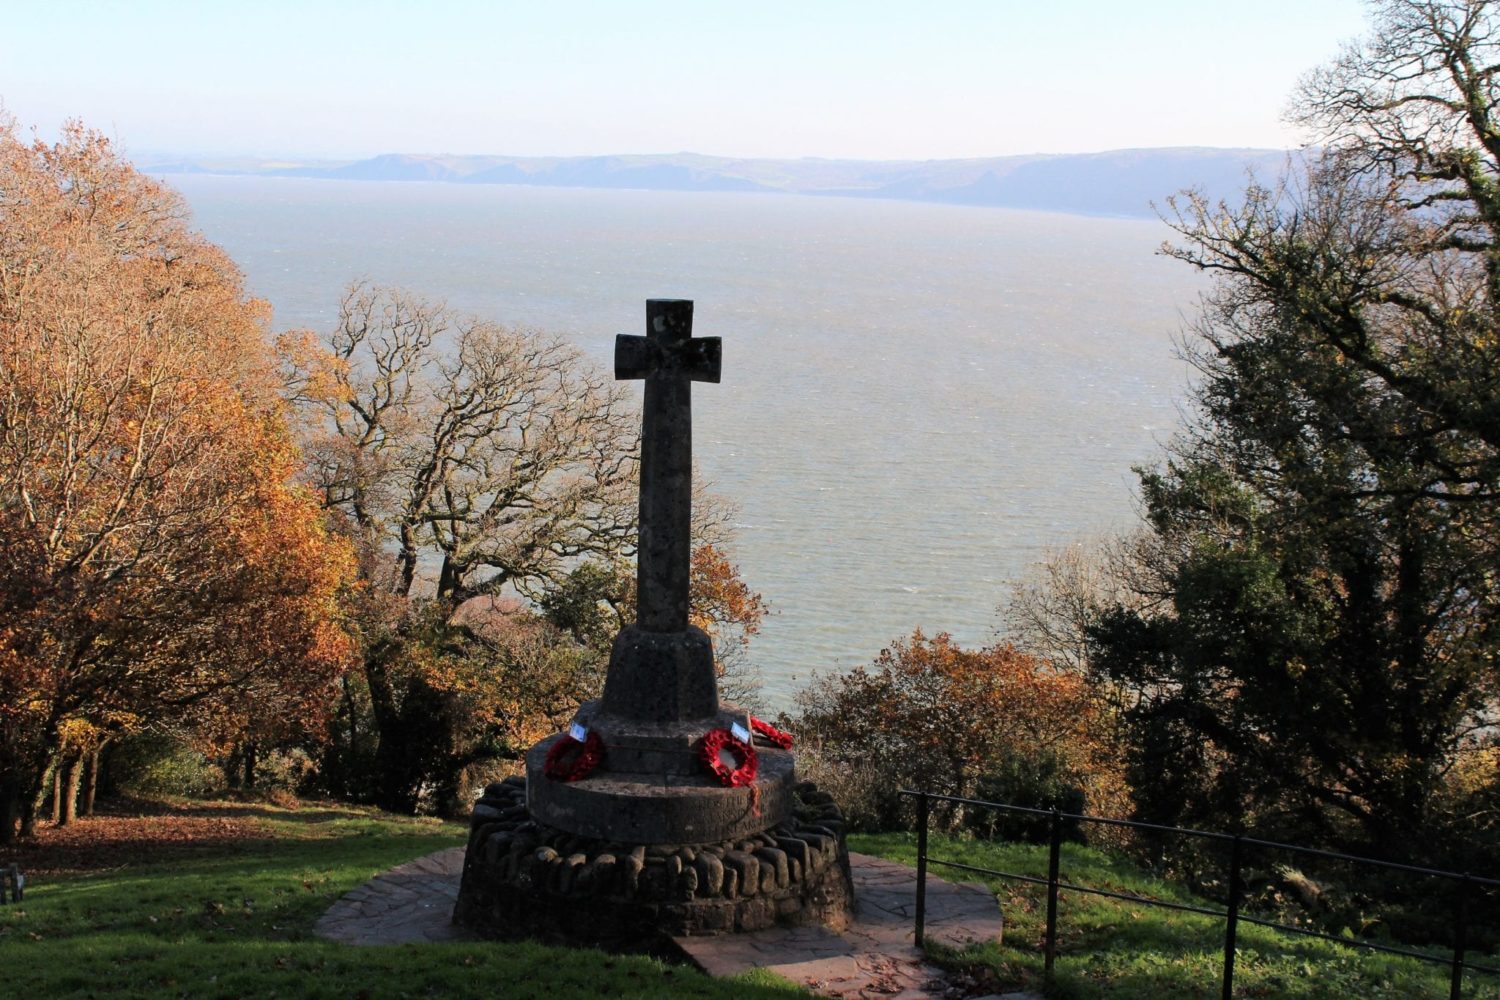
left=600, top=625, right=717, bottom=723
left=564, top=700, right=742, bottom=776
left=526, top=734, right=795, bottom=845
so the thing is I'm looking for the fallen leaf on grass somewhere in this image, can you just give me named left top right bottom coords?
left=4, top=805, right=267, bottom=877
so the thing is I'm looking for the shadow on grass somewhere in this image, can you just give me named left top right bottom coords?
left=98, top=795, right=381, bottom=825
left=2, top=796, right=465, bottom=880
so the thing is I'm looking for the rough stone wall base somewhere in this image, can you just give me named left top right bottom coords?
left=453, top=777, right=854, bottom=944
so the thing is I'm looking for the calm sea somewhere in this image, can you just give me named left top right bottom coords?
left=163, top=175, right=1206, bottom=708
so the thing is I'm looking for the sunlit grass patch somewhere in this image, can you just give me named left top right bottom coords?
left=854, top=831, right=1499, bottom=1000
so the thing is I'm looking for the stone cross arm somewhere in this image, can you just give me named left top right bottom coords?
left=614, top=306, right=721, bottom=384
left=613, top=299, right=719, bottom=634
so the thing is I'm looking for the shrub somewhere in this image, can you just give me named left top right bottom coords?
left=109, top=732, right=222, bottom=798
left=965, top=752, right=1086, bottom=844
left=791, top=630, right=1126, bottom=834
left=789, top=741, right=890, bottom=832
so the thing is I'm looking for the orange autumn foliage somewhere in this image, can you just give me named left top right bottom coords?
left=689, top=544, right=767, bottom=650
left=0, top=118, right=354, bottom=840
left=793, top=629, right=1126, bottom=831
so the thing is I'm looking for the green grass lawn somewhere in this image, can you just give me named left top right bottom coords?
left=0, top=800, right=805, bottom=1000
left=8, top=799, right=1493, bottom=999
left=853, top=831, right=1500, bottom=1000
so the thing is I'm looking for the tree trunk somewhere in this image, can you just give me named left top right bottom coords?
left=243, top=742, right=258, bottom=791
left=57, top=754, right=82, bottom=827
left=0, top=777, right=19, bottom=846
left=2, top=743, right=53, bottom=842
left=50, top=765, right=62, bottom=824
left=18, top=795, right=37, bottom=840
left=224, top=746, right=244, bottom=790
left=96, top=741, right=119, bottom=801
left=343, top=675, right=361, bottom=762
left=17, top=747, right=50, bottom=840
left=364, top=643, right=415, bottom=813
left=436, top=554, right=462, bottom=601
left=81, top=743, right=106, bottom=817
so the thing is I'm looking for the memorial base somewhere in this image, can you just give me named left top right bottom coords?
left=453, top=777, right=854, bottom=944
left=524, top=701, right=799, bottom=844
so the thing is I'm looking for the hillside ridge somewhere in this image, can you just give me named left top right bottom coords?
left=144, top=147, right=1295, bottom=218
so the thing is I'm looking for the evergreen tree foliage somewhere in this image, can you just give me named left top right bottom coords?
left=1091, top=0, right=1500, bottom=862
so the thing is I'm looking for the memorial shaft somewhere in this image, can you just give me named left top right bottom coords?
left=639, top=305, right=693, bottom=631
left=615, top=299, right=721, bottom=633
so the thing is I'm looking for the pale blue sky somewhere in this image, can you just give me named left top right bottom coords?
left=2, top=1, right=1369, bottom=160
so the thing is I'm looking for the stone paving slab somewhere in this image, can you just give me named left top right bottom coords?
left=314, top=846, right=474, bottom=945
left=314, top=846, right=1041, bottom=999
left=675, top=853, right=1042, bottom=1000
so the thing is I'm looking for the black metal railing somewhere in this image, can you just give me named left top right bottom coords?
left=900, top=789, right=1500, bottom=1000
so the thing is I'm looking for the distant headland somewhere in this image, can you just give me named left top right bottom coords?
left=141, top=147, right=1293, bottom=220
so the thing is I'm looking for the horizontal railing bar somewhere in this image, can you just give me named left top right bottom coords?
left=895, top=790, right=1499, bottom=886
left=896, top=789, right=1235, bottom=841
left=926, top=854, right=1227, bottom=919
left=896, top=790, right=1055, bottom=818
left=1056, top=880, right=1227, bottom=919
left=1235, top=839, right=1500, bottom=886
left=923, top=857, right=1053, bottom=888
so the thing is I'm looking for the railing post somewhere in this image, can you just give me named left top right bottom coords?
left=915, top=790, right=929, bottom=948
left=1222, top=834, right=1243, bottom=1000
left=1045, top=807, right=1062, bottom=980
left=1450, top=873, right=1471, bottom=1000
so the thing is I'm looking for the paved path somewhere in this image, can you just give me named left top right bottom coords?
left=675, top=853, right=1037, bottom=1000
left=314, top=846, right=473, bottom=945
left=314, top=847, right=1042, bottom=1000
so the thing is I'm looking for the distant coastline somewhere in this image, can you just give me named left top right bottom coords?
left=142, top=147, right=1293, bottom=220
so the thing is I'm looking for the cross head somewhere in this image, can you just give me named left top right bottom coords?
left=614, top=299, right=721, bottom=632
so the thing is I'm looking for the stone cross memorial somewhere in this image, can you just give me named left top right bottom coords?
left=600, top=300, right=722, bottom=721
left=454, top=300, right=853, bottom=943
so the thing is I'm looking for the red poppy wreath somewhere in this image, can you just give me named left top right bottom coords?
left=750, top=716, right=794, bottom=750
left=544, top=731, right=604, bottom=782
left=699, top=727, right=758, bottom=787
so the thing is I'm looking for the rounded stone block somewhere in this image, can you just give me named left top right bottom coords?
left=454, top=778, right=856, bottom=942
left=526, top=735, right=796, bottom=844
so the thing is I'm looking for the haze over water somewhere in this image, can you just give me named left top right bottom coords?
left=167, top=174, right=1206, bottom=709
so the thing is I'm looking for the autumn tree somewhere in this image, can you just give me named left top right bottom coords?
left=791, top=630, right=1122, bottom=834
left=0, top=119, right=354, bottom=841
left=1089, top=0, right=1500, bottom=863
left=282, top=283, right=639, bottom=605
left=309, top=597, right=599, bottom=813
left=287, top=285, right=747, bottom=808
left=1000, top=536, right=1162, bottom=675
